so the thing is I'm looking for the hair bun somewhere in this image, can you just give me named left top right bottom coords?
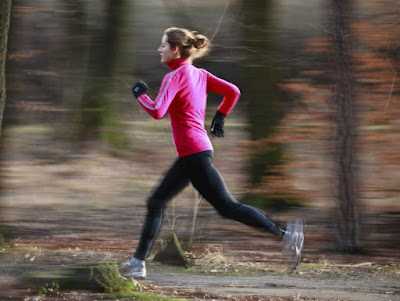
left=194, top=35, right=207, bottom=49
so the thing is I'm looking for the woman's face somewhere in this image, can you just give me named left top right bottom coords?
left=157, top=34, right=180, bottom=64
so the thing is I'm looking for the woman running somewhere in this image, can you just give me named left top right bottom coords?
left=120, top=27, right=304, bottom=279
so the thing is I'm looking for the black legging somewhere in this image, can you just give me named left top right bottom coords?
left=134, top=150, right=284, bottom=260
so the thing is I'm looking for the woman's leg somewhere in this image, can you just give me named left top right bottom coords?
left=134, top=158, right=190, bottom=260
left=182, top=151, right=285, bottom=236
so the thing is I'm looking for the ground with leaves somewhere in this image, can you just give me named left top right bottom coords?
left=1, top=121, right=400, bottom=300
left=1, top=205, right=399, bottom=301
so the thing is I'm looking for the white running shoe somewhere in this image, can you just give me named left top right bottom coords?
left=119, top=257, right=146, bottom=279
left=282, top=218, right=304, bottom=271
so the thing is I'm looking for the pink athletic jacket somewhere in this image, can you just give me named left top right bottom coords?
left=136, top=58, right=240, bottom=157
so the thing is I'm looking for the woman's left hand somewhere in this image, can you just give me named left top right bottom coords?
left=210, top=110, right=225, bottom=138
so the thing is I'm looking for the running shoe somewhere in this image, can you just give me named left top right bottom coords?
left=119, top=257, right=146, bottom=279
left=282, top=218, right=304, bottom=271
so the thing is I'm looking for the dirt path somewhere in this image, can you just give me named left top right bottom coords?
left=142, top=264, right=400, bottom=301
left=1, top=207, right=400, bottom=300
left=1, top=248, right=399, bottom=300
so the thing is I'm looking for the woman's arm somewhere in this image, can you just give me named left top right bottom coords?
left=135, top=72, right=180, bottom=119
left=206, top=71, right=241, bottom=115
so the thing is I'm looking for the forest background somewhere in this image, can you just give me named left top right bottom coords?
left=0, top=0, right=399, bottom=299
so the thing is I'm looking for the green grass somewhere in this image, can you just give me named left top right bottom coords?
left=38, top=281, right=60, bottom=297
left=115, top=291, right=188, bottom=300
left=299, top=262, right=327, bottom=270
left=381, top=265, right=400, bottom=274
left=6, top=124, right=54, bottom=135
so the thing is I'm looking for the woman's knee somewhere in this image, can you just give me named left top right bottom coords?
left=146, top=196, right=165, bottom=211
left=214, top=199, right=241, bottom=218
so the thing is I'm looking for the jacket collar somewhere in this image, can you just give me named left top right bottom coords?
left=166, top=58, right=189, bottom=70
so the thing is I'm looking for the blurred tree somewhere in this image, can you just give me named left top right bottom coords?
left=76, top=0, right=128, bottom=151
left=0, top=0, right=11, bottom=245
left=53, top=0, right=87, bottom=142
left=240, top=0, right=294, bottom=210
left=331, top=0, right=359, bottom=252
left=0, top=0, right=11, bottom=138
left=242, top=0, right=282, bottom=182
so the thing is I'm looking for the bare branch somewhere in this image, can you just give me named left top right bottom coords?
left=384, top=57, right=397, bottom=112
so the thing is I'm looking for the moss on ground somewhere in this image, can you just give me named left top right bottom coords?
left=90, top=263, right=142, bottom=293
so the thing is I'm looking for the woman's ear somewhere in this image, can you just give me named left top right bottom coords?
left=172, top=46, right=180, bottom=57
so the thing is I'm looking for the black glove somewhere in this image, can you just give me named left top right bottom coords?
left=210, top=110, right=226, bottom=138
left=132, top=81, right=148, bottom=98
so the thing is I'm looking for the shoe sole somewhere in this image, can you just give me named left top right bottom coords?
left=123, top=272, right=146, bottom=280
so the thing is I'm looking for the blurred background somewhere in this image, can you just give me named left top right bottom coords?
left=1, top=0, right=400, bottom=268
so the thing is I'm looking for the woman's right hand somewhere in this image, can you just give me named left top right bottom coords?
left=132, top=81, right=148, bottom=98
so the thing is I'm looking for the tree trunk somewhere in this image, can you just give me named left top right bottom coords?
left=77, top=0, right=126, bottom=148
left=240, top=0, right=288, bottom=210
left=0, top=0, right=12, bottom=138
left=331, top=0, right=359, bottom=252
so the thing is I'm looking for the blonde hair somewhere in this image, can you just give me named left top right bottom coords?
left=164, top=27, right=211, bottom=60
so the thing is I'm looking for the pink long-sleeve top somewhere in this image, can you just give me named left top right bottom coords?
left=136, top=58, right=240, bottom=157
